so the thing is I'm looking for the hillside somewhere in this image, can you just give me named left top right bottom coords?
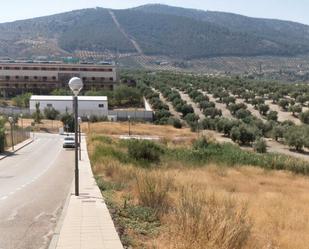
left=0, top=4, right=309, bottom=59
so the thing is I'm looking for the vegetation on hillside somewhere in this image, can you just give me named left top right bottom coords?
left=1, top=5, right=309, bottom=58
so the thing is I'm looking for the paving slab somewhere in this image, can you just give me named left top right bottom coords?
left=52, top=136, right=123, bottom=249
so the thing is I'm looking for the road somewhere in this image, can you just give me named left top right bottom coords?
left=0, top=133, right=74, bottom=249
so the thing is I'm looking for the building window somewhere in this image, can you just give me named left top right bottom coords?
left=5, top=76, right=10, bottom=80
left=43, top=77, right=47, bottom=81
left=109, top=77, right=113, bottom=81
left=92, top=77, right=96, bottom=81
left=98, top=104, right=104, bottom=108
left=47, top=104, right=53, bottom=108
left=52, top=76, right=56, bottom=80
left=15, top=76, right=19, bottom=79
left=24, top=76, right=29, bottom=80
left=34, top=76, right=38, bottom=80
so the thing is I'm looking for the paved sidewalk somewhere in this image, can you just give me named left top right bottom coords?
left=0, top=137, right=34, bottom=160
left=52, top=136, right=123, bottom=249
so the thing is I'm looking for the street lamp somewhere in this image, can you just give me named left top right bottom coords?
left=20, top=113, right=24, bottom=140
left=8, top=116, right=14, bottom=151
left=128, top=115, right=131, bottom=136
left=78, top=117, right=82, bottom=161
left=69, top=77, right=83, bottom=196
left=87, top=115, right=90, bottom=133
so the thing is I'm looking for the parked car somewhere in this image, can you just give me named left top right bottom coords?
left=63, top=136, right=75, bottom=148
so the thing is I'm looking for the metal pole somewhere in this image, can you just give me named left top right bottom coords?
left=74, top=96, right=79, bottom=196
left=129, top=118, right=131, bottom=136
left=79, top=124, right=81, bottom=160
left=10, top=123, right=14, bottom=151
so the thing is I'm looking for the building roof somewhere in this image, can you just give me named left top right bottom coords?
left=30, top=95, right=108, bottom=101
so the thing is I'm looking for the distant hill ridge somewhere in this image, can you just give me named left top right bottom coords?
left=0, top=4, right=309, bottom=59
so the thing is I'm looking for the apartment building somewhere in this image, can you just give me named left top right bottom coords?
left=0, top=61, right=118, bottom=96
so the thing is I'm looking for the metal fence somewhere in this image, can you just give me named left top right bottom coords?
left=4, top=127, right=31, bottom=149
left=0, top=106, right=30, bottom=116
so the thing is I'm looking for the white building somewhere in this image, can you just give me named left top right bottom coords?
left=30, top=95, right=108, bottom=117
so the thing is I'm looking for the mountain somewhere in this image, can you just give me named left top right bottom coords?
left=0, top=4, right=309, bottom=59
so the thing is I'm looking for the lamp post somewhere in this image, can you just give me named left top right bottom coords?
left=87, top=115, right=90, bottom=133
left=8, top=116, right=14, bottom=151
left=20, top=113, right=24, bottom=140
left=128, top=115, right=131, bottom=136
left=78, top=117, right=82, bottom=161
left=69, top=77, right=83, bottom=196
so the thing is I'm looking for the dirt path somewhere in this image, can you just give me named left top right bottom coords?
left=265, top=100, right=301, bottom=125
left=201, top=91, right=235, bottom=119
left=152, top=88, right=182, bottom=120
left=235, top=98, right=266, bottom=121
left=109, top=10, right=143, bottom=54
left=177, top=90, right=206, bottom=120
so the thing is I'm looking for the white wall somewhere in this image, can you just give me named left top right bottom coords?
left=30, top=99, right=108, bottom=117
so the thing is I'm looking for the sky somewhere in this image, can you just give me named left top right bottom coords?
left=0, top=0, right=308, bottom=25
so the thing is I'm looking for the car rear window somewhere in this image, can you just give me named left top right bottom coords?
left=64, top=137, right=74, bottom=141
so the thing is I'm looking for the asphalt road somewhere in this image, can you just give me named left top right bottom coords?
left=0, top=133, right=74, bottom=249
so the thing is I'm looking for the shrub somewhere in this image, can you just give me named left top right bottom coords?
left=171, top=118, right=182, bottom=129
left=253, top=138, right=267, bottom=153
left=193, top=136, right=209, bottom=150
left=128, top=140, right=164, bottom=163
left=44, top=107, right=59, bottom=120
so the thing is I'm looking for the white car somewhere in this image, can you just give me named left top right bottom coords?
left=63, top=136, right=75, bottom=148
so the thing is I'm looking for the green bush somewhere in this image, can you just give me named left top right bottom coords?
left=128, top=140, right=164, bottom=163
left=253, top=138, right=267, bottom=153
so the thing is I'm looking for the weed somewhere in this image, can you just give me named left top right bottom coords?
left=135, top=172, right=172, bottom=213
left=169, top=188, right=251, bottom=249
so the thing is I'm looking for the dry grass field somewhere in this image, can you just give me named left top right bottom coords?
left=88, top=122, right=309, bottom=249
left=82, top=121, right=197, bottom=142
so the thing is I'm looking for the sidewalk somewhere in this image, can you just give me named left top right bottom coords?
left=0, top=137, right=34, bottom=160
left=51, top=136, right=123, bottom=249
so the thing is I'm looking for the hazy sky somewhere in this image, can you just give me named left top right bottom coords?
left=0, top=0, right=308, bottom=25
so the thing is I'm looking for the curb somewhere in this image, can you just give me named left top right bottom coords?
left=0, top=138, right=34, bottom=161
left=48, top=179, right=74, bottom=249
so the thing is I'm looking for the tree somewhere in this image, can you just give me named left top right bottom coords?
left=253, top=138, right=267, bottom=153
left=44, top=107, right=60, bottom=120
left=60, top=111, right=74, bottom=132
left=258, top=104, right=269, bottom=116
left=289, top=105, right=302, bottom=117
left=235, top=109, right=251, bottom=120
left=216, top=118, right=239, bottom=137
left=203, top=107, right=222, bottom=119
left=0, top=117, right=5, bottom=153
left=300, top=110, right=309, bottom=124
left=272, top=125, right=285, bottom=141
left=278, top=99, right=289, bottom=111
left=32, top=102, right=43, bottom=124
left=284, top=126, right=306, bottom=151
left=12, top=93, right=32, bottom=108
left=267, top=111, right=278, bottom=122
left=230, top=124, right=256, bottom=145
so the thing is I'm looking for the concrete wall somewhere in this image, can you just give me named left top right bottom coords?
left=30, top=99, right=108, bottom=117
left=108, top=110, right=153, bottom=122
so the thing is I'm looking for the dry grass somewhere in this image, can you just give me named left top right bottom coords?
left=82, top=122, right=197, bottom=142
left=88, top=126, right=309, bottom=249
